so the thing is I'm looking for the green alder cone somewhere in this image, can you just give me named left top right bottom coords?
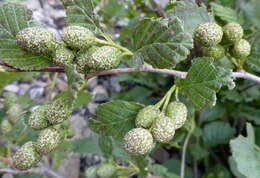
left=13, top=142, right=41, bottom=170
left=61, top=26, right=96, bottom=49
left=96, top=163, right=117, bottom=178
left=4, top=93, right=18, bottom=109
left=0, top=119, right=12, bottom=134
left=35, top=128, right=62, bottom=155
left=135, top=105, right=160, bottom=129
left=28, top=105, right=50, bottom=130
left=152, top=115, right=176, bottom=143
left=6, top=104, right=23, bottom=123
left=123, top=128, right=154, bottom=155
left=85, top=166, right=98, bottom=178
left=166, top=101, right=188, bottom=129
left=53, top=45, right=75, bottom=67
left=231, top=39, right=251, bottom=59
left=194, top=23, right=223, bottom=47
left=16, top=27, right=55, bottom=54
left=77, top=46, right=122, bottom=72
left=223, top=23, right=244, bottom=44
left=203, top=45, right=225, bottom=60
left=45, top=98, right=72, bottom=125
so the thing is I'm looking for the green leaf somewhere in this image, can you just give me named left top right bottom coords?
left=204, top=164, right=232, bottom=178
left=89, top=101, right=143, bottom=140
left=148, top=164, right=179, bottom=178
left=200, top=103, right=225, bottom=122
left=71, top=136, right=102, bottom=154
left=237, top=105, right=260, bottom=126
left=55, top=91, right=92, bottom=108
left=0, top=3, right=52, bottom=70
left=230, top=128, right=260, bottom=178
left=211, top=3, right=241, bottom=23
left=203, top=121, right=235, bottom=147
left=246, top=30, right=260, bottom=72
left=190, top=143, right=209, bottom=160
left=167, top=1, right=212, bottom=35
left=176, top=58, right=233, bottom=108
left=131, top=17, right=193, bottom=69
left=61, top=0, right=101, bottom=33
left=239, top=0, right=260, bottom=27
left=98, top=136, right=113, bottom=156
left=228, top=156, right=247, bottom=178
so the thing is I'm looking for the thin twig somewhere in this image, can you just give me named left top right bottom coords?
left=180, top=131, right=192, bottom=178
left=1, top=62, right=260, bottom=84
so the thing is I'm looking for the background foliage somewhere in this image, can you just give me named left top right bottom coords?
left=0, top=0, right=260, bottom=178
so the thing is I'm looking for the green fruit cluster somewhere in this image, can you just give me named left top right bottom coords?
left=194, top=22, right=251, bottom=60
left=85, top=162, right=117, bottom=178
left=16, top=26, right=123, bottom=72
left=13, top=98, right=72, bottom=170
left=0, top=93, right=24, bottom=135
left=123, top=102, right=187, bottom=155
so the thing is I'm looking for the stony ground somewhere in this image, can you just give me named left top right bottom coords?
left=2, top=0, right=121, bottom=177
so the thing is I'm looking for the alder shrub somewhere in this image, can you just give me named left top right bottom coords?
left=0, top=0, right=260, bottom=178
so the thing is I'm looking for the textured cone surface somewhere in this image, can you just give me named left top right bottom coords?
left=96, top=163, right=116, bottom=178
left=53, top=45, right=74, bottom=67
left=85, top=166, right=98, bottom=178
left=223, top=23, right=243, bottom=43
left=36, top=128, right=62, bottom=155
left=135, top=105, right=160, bottom=128
left=0, top=120, right=12, bottom=134
left=45, top=98, right=72, bottom=125
left=123, top=128, right=154, bottom=155
left=28, top=105, right=50, bottom=130
left=232, top=39, right=251, bottom=59
left=13, top=142, right=41, bottom=170
left=4, top=93, right=18, bottom=109
left=194, top=23, right=223, bottom=47
left=61, top=26, right=95, bottom=49
left=152, top=116, right=175, bottom=143
left=77, top=46, right=122, bottom=71
left=203, top=45, right=225, bottom=60
left=16, top=27, right=55, bottom=54
left=166, top=101, right=188, bottom=129
left=7, top=104, right=22, bottom=123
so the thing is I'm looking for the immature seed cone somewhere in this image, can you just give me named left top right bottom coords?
left=123, top=128, right=154, bottom=155
left=166, top=101, right=188, bottom=129
left=28, top=105, right=50, bottom=130
left=77, top=46, right=122, bottom=72
left=203, top=45, right=225, bottom=60
left=45, top=98, right=72, bottom=125
left=13, top=142, right=41, bottom=170
left=0, top=119, right=12, bottom=134
left=135, top=105, right=160, bottom=129
left=6, top=104, right=23, bottom=123
left=35, top=128, right=62, bottom=155
left=194, top=23, right=223, bottom=47
left=16, top=27, right=55, bottom=54
left=4, top=93, right=18, bottom=109
left=152, top=116, right=175, bottom=143
left=96, top=163, right=117, bottom=178
left=53, top=45, right=75, bottom=67
left=223, top=23, right=243, bottom=43
left=85, top=166, right=98, bottom=178
left=231, top=39, right=251, bottom=59
left=61, top=26, right=95, bottom=49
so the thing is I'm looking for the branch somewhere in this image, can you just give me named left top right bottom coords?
left=180, top=131, right=192, bottom=178
left=1, top=61, right=260, bottom=84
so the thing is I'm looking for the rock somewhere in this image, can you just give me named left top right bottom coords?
left=4, top=84, right=19, bottom=93
left=87, top=102, right=99, bottom=115
left=29, top=86, right=44, bottom=100
left=86, top=77, right=98, bottom=91
left=93, top=85, right=109, bottom=102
